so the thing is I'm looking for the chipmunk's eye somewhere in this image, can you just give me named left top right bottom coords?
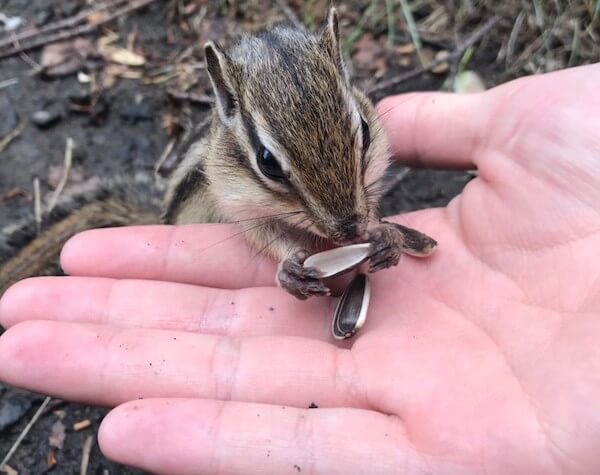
left=361, top=118, right=371, bottom=152
left=258, top=146, right=286, bottom=182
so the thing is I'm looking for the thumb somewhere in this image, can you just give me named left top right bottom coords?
left=376, top=90, right=492, bottom=170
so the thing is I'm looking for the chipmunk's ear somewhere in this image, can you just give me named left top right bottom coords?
left=204, top=41, right=237, bottom=122
left=320, top=7, right=349, bottom=83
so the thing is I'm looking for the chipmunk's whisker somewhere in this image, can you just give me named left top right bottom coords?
left=231, top=210, right=303, bottom=224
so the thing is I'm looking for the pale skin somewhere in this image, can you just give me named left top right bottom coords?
left=1, top=63, right=600, bottom=474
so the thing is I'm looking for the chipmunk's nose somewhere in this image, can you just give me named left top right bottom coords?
left=336, top=213, right=365, bottom=242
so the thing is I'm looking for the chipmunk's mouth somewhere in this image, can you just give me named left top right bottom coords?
left=291, top=211, right=370, bottom=246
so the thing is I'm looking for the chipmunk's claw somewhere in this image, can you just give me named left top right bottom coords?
left=277, top=250, right=330, bottom=300
left=366, top=221, right=437, bottom=273
left=366, top=225, right=402, bottom=273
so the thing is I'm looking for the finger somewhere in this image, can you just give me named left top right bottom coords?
left=99, top=399, right=416, bottom=475
left=376, top=91, right=492, bottom=169
left=59, top=209, right=441, bottom=287
left=60, top=224, right=279, bottom=288
left=0, top=321, right=365, bottom=409
left=0, top=276, right=333, bottom=339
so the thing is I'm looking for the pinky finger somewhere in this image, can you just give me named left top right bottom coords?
left=99, top=399, right=420, bottom=475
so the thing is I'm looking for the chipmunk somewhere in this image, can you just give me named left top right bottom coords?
left=0, top=7, right=437, bottom=300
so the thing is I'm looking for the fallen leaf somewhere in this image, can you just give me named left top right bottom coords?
left=396, top=43, right=416, bottom=55
left=0, top=464, right=18, bottom=475
left=73, top=419, right=92, bottom=432
left=47, top=449, right=58, bottom=467
left=97, top=32, right=119, bottom=51
left=48, top=420, right=66, bottom=449
left=431, top=50, right=450, bottom=74
left=108, top=47, right=146, bottom=66
left=101, top=63, right=128, bottom=89
left=86, top=10, right=110, bottom=25
left=40, top=39, right=100, bottom=77
left=352, top=33, right=385, bottom=72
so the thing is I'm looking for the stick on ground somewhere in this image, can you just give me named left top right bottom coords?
left=0, top=120, right=25, bottom=153
left=368, top=17, right=498, bottom=95
left=47, top=137, right=75, bottom=213
left=80, top=435, right=94, bottom=475
left=0, top=397, right=52, bottom=471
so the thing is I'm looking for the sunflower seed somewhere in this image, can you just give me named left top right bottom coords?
left=332, top=273, right=370, bottom=340
left=303, top=243, right=371, bottom=278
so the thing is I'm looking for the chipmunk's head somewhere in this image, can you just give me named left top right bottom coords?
left=204, top=8, right=390, bottom=245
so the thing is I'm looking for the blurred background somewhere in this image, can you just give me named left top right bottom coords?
left=0, top=0, right=598, bottom=473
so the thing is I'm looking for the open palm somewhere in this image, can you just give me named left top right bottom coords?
left=1, top=64, right=599, bottom=475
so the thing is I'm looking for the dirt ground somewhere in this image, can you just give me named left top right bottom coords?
left=0, top=0, right=598, bottom=473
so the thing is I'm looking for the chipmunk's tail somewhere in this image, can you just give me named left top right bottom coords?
left=0, top=173, right=164, bottom=296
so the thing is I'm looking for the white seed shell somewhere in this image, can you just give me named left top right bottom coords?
left=303, top=243, right=371, bottom=279
left=332, top=273, right=370, bottom=340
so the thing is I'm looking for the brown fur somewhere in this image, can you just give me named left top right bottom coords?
left=0, top=174, right=163, bottom=296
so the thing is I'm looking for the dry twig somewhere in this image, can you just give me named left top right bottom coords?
left=0, top=0, right=127, bottom=50
left=0, top=397, right=52, bottom=471
left=154, top=137, right=177, bottom=176
left=0, top=120, right=25, bottom=153
left=368, top=17, right=498, bottom=95
left=47, top=137, right=75, bottom=213
left=0, top=77, right=19, bottom=90
left=167, top=88, right=215, bottom=105
left=33, top=177, right=41, bottom=234
left=80, top=435, right=94, bottom=475
left=0, top=187, right=30, bottom=203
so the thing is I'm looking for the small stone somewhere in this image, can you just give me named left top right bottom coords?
left=454, top=70, right=486, bottom=93
left=119, top=101, right=153, bottom=123
left=0, top=389, right=33, bottom=431
left=0, top=15, right=23, bottom=33
left=31, top=106, right=63, bottom=129
left=68, top=88, right=91, bottom=105
left=431, top=50, right=450, bottom=74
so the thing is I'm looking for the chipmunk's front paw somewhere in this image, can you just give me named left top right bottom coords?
left=366, top=221, right=438, bottom=273
left=366, top=224, right=403, bottom=273
left=277, top=250, right=330, bottom=300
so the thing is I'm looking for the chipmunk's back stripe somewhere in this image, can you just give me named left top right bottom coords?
left=256, top=30, right=305, bottom=96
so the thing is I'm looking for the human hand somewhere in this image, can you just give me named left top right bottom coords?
left=1, top=63, right=599, bottom=474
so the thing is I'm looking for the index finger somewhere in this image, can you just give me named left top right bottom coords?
left=61, top=212, right=439, bottom=289
left=61, top=223, right=277, bottom=288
